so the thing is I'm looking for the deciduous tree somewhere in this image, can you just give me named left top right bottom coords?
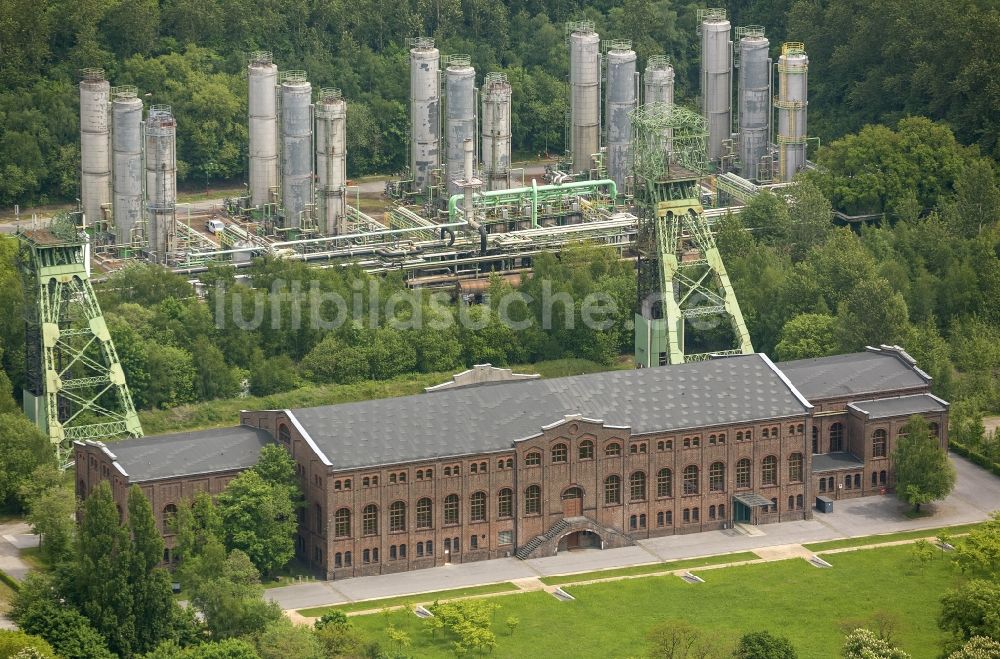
left=892, top=415, right=956, bottom=513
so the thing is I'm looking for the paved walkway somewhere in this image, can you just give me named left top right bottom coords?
left=265, top=455, right=1000, bottom=612
left=0, top=521, right=38, bottom=630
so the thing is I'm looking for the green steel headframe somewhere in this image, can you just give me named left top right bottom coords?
left=19, top=216, right=142, bottom=460
left=630, top=103, right=753, bottom=366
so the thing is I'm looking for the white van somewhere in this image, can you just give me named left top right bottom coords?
left=205, top=219, right=226, bottom=234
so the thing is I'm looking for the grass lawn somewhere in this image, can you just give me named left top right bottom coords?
left=803, top=522, right=983, bottom=552
left=351, top=545, right=960, bottom=658
left=540, top=551, right=760, bottom=586
left=298, top=582, right=520, bottom=617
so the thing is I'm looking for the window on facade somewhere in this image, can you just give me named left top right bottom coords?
left=656, top=468, right=672, bottom=498
left=452, top=538, right=460, bottom=553
left=826, top=476, right=834, bottom=491
left=657, top=441, right=664, bottom=451
left=683, top=508, right=690, bottom=523
left=363, top=549, right=371, bottom=564
left=400, top=544, right=407, bottom=558
left=426, top=541, right=433, bottom=555
left=788, top=424, right=795, bottom=436
left=315, top=504, right=325, bottom=535
left=605, top=442, right=621, bottom=457
left=362, top=504, right=378, bottom=535
left=788, top=495, right=795, bottom=510
left=334, top=480, right=341, bottom=491
left=770, top=497, right=777, bottom=513
left=718, top=433, right=726, bottom=444
left=425, top=469, right=432, bottom=479
left=479, top=461, right=487, bottom=473
left=444, top=538, right=451, bottom=553
left=692, top=507, right=700, bottom=522
left=497, top=459, right=505, bottom=470
left=629, top=514, right=637, bottom=530
left=390, top=545, right=397, bottom=561
left=344, top=551, right=352, bottom=566
left=736, top=458, right=751, bottom=489
left=363, top=477, right=370, bottom=487
left=389, top=501, right=406, bottom=532
left=470, top=535, right=478, bottom=550
left=880, top=470, right=887, bottom=485
left=830, top=423, right=844, bottom=452
left=639, top=513, right=647, bottom=528
left=163, top=504, right=178, bottom=530
left=335, top=552, right=342, bottom=568
left=470, top=463, right=478, bottom=474
left=398, top=472, right=406, bottom=482
left=746, top=430, right=753, bottom=441
left=788, top=453, right=803, bottom=482
left=498, top=488, right=513, bottom=518
left=873, top=429, right=887, bottom=458
left=657, top=511, right=664, bottom=527
left=498, top=530, right=513, bottom=545
left=630, top=471, right=647, bottom=501
left=470, top=491, right=487, bottom=522
left=344, top=479, right=352, bottom=489
left=389, top=473, right=397, bottom=484
left=525, top=452, right=541, bottom=466
left=709, top=462, right=725, bottom=492
left=372, top=548, right=379, bottom=562
left=844, top=475, right=852, bottom=489
left=736, top=431, right=743, bottom=442
left=444, top=494, right=460, bottom=525
left=604, top=475, right=621, bottom=505
left=579, top=440, right=594, bottom=460
left=417, top=542, right=424, bottom=557
left=278, top=425, right=290, bottom=444
left=629, top=444, right=638, bottom=454
left=762, top=456, right=778, bottom=486
left=762, top=427, right=769, bottom=439
left=665, top=439, right=673, bottom=450
left=335, top=508, right=351, bottom=537
left=666, top=510, right=673, bottom=525
left=416, top=498, right=432, bottom=529
left=872, top=471, right=879, bottom=487
left=525, top=485, right=541, bottom=515
left=683, top=465, right=699, bottom=495
left=416, top=469, right=424, bottom=480
left=552, top=443, right=568, bottom=463
left=796, top=495, right=802, bottom=509
left=819, top=478, right=827, bottom=492
left=506, top=459, right=513, bottom=469
left=854, top=473, right=861, bottom=489
left=709, top=505, right=716, bottom=520
left=639, top=443, right=647, bottom=453
left=718, top=504, right=725, bottom=519
left=812, top=426, right=819, bottom=454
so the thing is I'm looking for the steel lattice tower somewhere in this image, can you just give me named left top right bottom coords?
left=19, top=216, right=142, bottom=459
left=631, top=102, right=752, bottom=366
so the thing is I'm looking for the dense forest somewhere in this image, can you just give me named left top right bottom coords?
left=1, top=0, right=998, bottom=205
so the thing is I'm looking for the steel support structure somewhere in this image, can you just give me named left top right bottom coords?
left=19, top=217, right=142, bottom=459
left=631, top=103, right=752, bottom=366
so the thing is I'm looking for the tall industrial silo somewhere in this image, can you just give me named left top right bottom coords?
left=700, top=8, right=732, bottom=163
left=481, top=72, right=512, bottom=191
left=248, top=52, right=279, bottom=207
left=80, top=69, right=111, bottom=227
left=409, top=38, right=441, bottom=198
left=145, top=106, right=177, bottom=262
left=445, top=55, right=476, bottom=198
left=280, top=71, right=313, bottom=229
left=605, top=41, right=637, bottom=192
left=315, top=88, right=347, bottom=235
left=111, top=86, right=143, bottom=247
left=737, top=27, right=770, bottom=181
left=644, top=55, right=674, bottom=106
left=776, top=42, right=808, bottom=182
left=569, top=21, right=600, bottom=177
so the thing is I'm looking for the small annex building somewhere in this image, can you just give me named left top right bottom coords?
left=76, top=345, right=948, bottom=579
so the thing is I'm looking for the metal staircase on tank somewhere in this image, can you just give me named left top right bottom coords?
left=18, top=214, right=143, bottom=461
left=630, top=103, right=753, bottom=366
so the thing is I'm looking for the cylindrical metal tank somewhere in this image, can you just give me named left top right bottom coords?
left=569, top=22, right=600, bottom=177
left=315, top=88, right=347, bottom=235
left=701, top=9, right=732, bottom=162
left=644, top=55, right=674, bottom=106
left=111, top=87, right=143, bottom=247
left=280, top=71, right=313, bottom=229
left=481, top=72, right=512, bottom=191
left=738, top=27, right=770, bottom=181
left=605, top=42, right=637, bottom=192
left=445, top=55, right=476, bottom=198
left=80, top=69, right=111, bottom=227
left=248, top=52, right=279, bottom=207
left=776, top=43, right=808, bottom=182
left=145, top=105, right=177, bottom=262
left=409, top=38, right=440, bottom=198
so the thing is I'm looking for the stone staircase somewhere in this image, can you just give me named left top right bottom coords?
left=515, top=516, right=634, bottom=560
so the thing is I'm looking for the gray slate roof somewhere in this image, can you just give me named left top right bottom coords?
left=776, top=349, right=929, bottom=401
left=107, top=426, right=272, bottom=482
left=849, top=394, right=948, bottom=420
left=812, top=452, right=866, bottom=473
left=291, top=354, right=811, bottom=469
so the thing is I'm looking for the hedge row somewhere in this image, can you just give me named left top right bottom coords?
left=950, top=440, right=1000, bottom=477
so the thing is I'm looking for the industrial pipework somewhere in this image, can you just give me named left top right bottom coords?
left=699, top=8, right=732, bottom=164
left=481, top=72, right=512, bottom=192
left=315, top=88, right=347, bottom=235
left=445, top=55, right=476, bottom=198
left=279, top=71, right=313, bottom=229
left=111, top=85, right=143, bottom=247
left=568, top=21, right=601, bottom=178
left=409, top=37, right=441, bottom=198
left=248, top=52, right=279, bottom=207
left=736, top=27, right=770, bottom=181
left=80, top=69, right=111, bottom=227
left=448, top=178, right=618, bottom=229
left=775, top=42, right=808, bottom=182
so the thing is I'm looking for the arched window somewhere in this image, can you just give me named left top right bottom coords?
left=417, top=542, right=424, bottom=557
left=480, top=461, right=487, bottom=473
left=362, top=504, right=378, bottom=535
left=719, top=504, right=725, bottom=519
left=278, top=424, right=291, bottom=443
left=830, top=423, right=844, bottom=452
left=524, top=485, right=541, bottom=515
left=770, top=498, right=777, bottom=513
left=363, top=549, right=370, bottom=564
left=630, top=471, right=647, bottom=501
left=162, top=504, right=178, bottom=531
left=788, top=495, right=795, bottom=510
left=736, top=431, right=744, bottom=442
left=709, top=505, right=717, bottom=520
left=718, top=433, right=726, bottom=444
left=872, top=429, right=887, bottom=458
left=389, top=501, right=406, bottom=532
left=788, top=424, right=795, bottom=436
left=363, top=476, right=370, bottom=487
left=315, top=503, right=324, bottom=534
left=335, top=552, right=342, bottom=568
left=788, top=453, right=803, bottom=482
left=344, top=551, right=352, bottom=566
left=639, top=513, right=647, bottom=528
left=525, top=452, right=541, bottom=466
left=736, top=458, right=751, bottom=489
left=506, top=458, right=513, bottom=469
left=812, top=426, right=819, bottom=454
left=657, top=511, right=664, bottom=526
left=416, top=498, right=432, bottom=529
left=470, top=463, right=477, bottom=474
left=657, top=440, right=664, bottom=451
left=844, top=475, right=852, bottom=489
left=762, top=427, right=769, bottom=439
left=656, top=468, right=672, bottom=498
left=497, top=459, right=505, bottom=470
left=709, top=462, right=725, bottom=492
left=604, top=475, right=621, bottom=505
left=854, top=473, right=861, bottom=489
left=826, top=476, right=834, bottom=491
left=444, top=494, right=460, bottom=525
left=498, top=488, right=513, bottom=518
left=416, top=469, right=424, bottom=480
left=692, top=507, right=700, bottom=521
left=578, top=440, right=594, bottom=460
left=390, top=545, right=397, bottom=561
left=880, top=470, right=887, bottom=485
left=795, top=495, right=802, bottom=509
left=444, top=467, right=452, bottom=477
left=334, top=508, right=351, bottom=537
left=390, top=472, right=398, bottom=483
left=470, top=491, right=487, bottom=522
left=551, top=443, right=568, bottom=463
left=683, top=465, right=699, bottom=495
left=762, top=456, right=778, bottom=486
left=819, top=478, right=827, bottom=492
left=629, top=514, right=637, bottom=530
left=425, top=469, right=433, bottom=479
left=605, top=442, right=621, bottom=457
left=872, top=472, right=878, bottom=487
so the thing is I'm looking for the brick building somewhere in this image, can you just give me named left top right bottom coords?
left=76, top=346, right=948, bottom=579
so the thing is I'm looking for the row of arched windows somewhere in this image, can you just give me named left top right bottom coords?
left=331, top=490, right=516, bottom=537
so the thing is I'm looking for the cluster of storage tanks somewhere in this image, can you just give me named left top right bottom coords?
left=79, top=69, right=178, bottom=261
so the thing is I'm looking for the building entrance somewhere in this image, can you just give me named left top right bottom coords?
left=558, top=530, right=601, bottom=552
left=562, top=487, right=583, bottom=517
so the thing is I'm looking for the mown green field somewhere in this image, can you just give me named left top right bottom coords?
left=352, top=544, right=959, bottom=658
left=298, top=582, right=520, bottom=617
